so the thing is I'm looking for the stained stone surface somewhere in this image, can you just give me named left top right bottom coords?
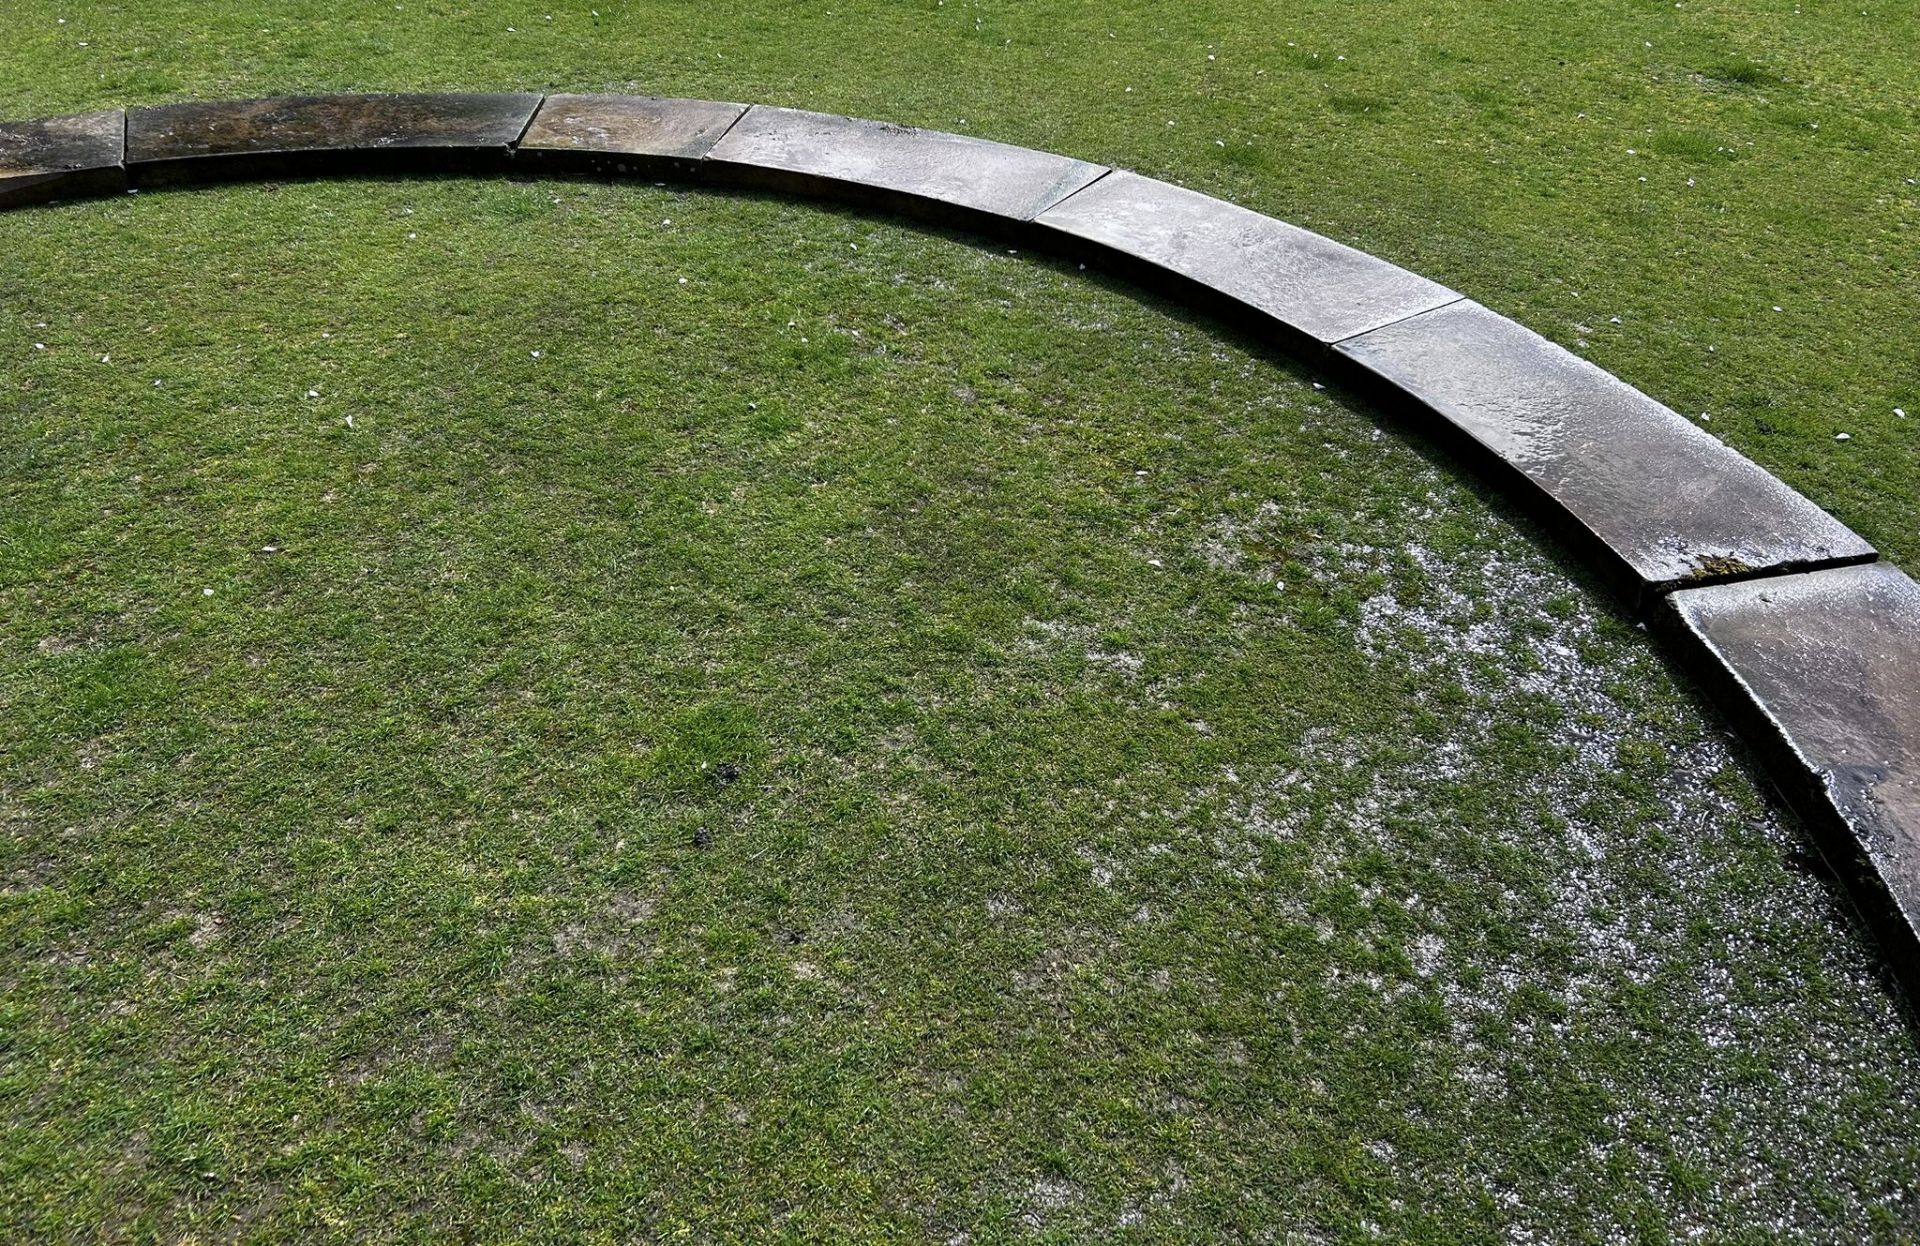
left=127, top=93, right=543, bottom=181
left=705, top=106, right=1107, bottom=222
left=519, top=94, right=746, bottom=169
left=0, top=110, right=125, bottom=208
left=1035, top=170, right=1461, bottom=345
left=1334, top=300, right=1874, bottom=598
left=1668, top=562, right=1920, bottom=990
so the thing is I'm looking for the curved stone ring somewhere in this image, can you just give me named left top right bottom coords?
left=4, top=91, right=1915, bottom=1003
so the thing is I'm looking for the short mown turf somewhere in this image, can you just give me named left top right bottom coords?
left=3, top=4, right=1918, bottom=1243
left=5, top=175, right=1916, bottom=1244
left=2, top=0, right=1915, bottom=569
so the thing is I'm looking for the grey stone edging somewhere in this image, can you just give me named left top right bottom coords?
left=126, top=93, right=544, bottom=183
left=2, top=92, right=1914, bottom=1002
left=0, top=108, right=126, bottom=207
left=1666, top=564, right=1920, bottom=999
left=1332, top=300, right=1876, bottom=599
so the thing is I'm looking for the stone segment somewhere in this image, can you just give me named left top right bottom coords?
left=1334, top=300, right=1874, bottom=599
left=1034, top=169, right=1461, bottom=345
left=1667, top=562, right=1920, bottom=995
left=126, top=93, right=543, bottom=183
left=705, top=105, right=1107, bottom=224
left=518, top=94, right=746, bottom=173
left=0, top=110, right=126, bottom=208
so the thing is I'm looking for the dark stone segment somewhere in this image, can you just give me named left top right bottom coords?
left=1667, top=562, right=1920, bottom=998
left=517, top=94, right=746, bottom=175
left=1334, top=300, right=1874, bottom=600
left=0, top=110, right=126, bottom=209
left=705, top=105, right=1106, bottom=226
left=126, top=93, right=543, bottom=184
left=1035, top=170, right=1460, bottom=345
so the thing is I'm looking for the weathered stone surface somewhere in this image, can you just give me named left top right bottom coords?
left=1668, top=562, right=1920, bottom=992
left=705, top=105, right=1106, bottom=223
left=1334, top=300, right=1874, bottom=598
left=127, top=93, right=542, bottom=182
left=518, top=94, right=745, bottom=171
left=0, top=110, right=125, bottom=209
left=1035, top=170, right=1460, bottom=344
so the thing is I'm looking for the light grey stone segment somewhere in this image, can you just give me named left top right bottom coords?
left=519, top=94, right=747, bottom=163
left=1335, top=300, right=1874, bottom=597
left=1034, top=169, right=1462, bottom=344
left=0, top=110, right=126, bottom=208
left=1668, top=562, right=1920, bottom=994
left=705, top=105, right=1107, bottom=222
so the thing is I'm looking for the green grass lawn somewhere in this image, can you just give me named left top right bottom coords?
left=3, top=4, right=1918, bottom=1243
